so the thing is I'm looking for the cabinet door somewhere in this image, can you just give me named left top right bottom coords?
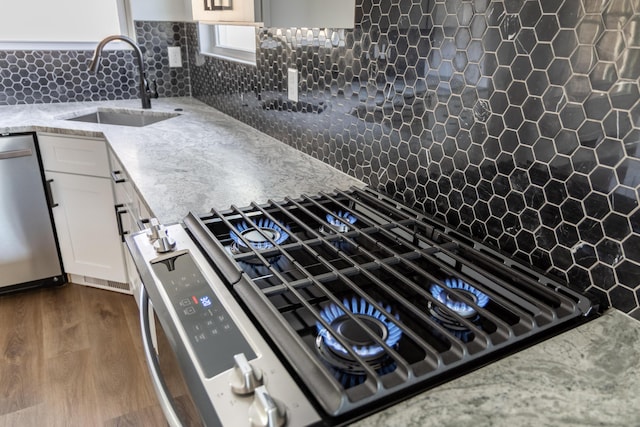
left=263, top=0, right=355, bottom=28
left=191, top=0, right=355, bottom=28
left=46, top=171, right=127, bottom=283
left=124, top=245, right=143, bottom=308
left=192, top=0, right=261, bottom=23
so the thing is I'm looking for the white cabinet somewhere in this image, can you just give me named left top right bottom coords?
left=38, top=133, right=111, bottom=177
left=193, top=0, right=261, bottom=24
left=192, top=0, right=356, bottom=28
left=46, top=171, right=127, bottom=284
left=38, top=133, right=129, bottom=289
left=108, top=147, right=153, bottom=307
left=108, top=148, right=152, bottom=234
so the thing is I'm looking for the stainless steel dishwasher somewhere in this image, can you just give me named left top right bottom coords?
left=0, top=132, right=66, bottom=293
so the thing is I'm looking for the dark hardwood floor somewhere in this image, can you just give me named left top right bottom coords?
left=0, top=283, right=167, bottom=427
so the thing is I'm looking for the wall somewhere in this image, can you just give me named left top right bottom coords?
left=0, top=21, right=190, bottom=105
left=186, top=0, right=640, bottom=319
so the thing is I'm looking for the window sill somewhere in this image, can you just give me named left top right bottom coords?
left=200, top=48, right=256, bottom=67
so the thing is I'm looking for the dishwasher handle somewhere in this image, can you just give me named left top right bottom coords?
left=140, top=286, right=183, bottom=427
left=0, top=148, right=33, bottom=160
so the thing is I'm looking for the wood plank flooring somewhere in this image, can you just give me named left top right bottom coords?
left=0, top=283, right=168, bottom=427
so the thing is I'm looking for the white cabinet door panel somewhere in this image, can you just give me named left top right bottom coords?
left=39, top=133, right=110, bottom=177
left=47, top=171, right=127, bottom=283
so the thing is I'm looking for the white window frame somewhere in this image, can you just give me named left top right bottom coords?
left=198, top=23, right=257, bottom=66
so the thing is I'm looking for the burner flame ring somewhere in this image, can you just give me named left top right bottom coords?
left=323, top=211, right=357, bottom=233
left=430, top=278, right=489, bottom=318
left=229, top=218, right=289, bottom=251
left=316, top=297, right=402, bottom=361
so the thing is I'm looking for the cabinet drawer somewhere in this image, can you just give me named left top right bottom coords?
left=108, top=149, right=134, bottom=205
left=39, top=133, right=110, bottom=177
left=107, top=148, right=152, bottom=231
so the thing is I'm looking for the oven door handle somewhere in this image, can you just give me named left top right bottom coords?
left=140, top=286, right=183, bottom=427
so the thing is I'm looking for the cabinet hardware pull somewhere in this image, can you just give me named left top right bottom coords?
left=45, top=179, right=59, bottom=208
left=115, top=204, right=129, bottom=242
left=111, top=170, right=126, bottom=184
left=136, top=217, right=151, bottom=231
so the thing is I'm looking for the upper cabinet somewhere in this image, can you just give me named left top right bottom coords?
left=0, top=0, right=124, bottom=44
left=192, top=0, right=356, bottom=28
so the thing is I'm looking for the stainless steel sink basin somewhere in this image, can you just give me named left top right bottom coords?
left=64, top=108, right=179, bottom=127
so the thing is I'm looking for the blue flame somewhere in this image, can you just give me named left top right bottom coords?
left=326, top=211, right=357, bottom=230
left=430, top=278, right=489, bottom=317
left=329, top=360, right=397, bottom=389
left=316, top=297, right=402, bottom=358
left=229, top=218, right=289, bottom=250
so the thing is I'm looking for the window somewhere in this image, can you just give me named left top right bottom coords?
left=198, top=24, right=256, bottom=66
left=0, top=0, right=132, bottom=49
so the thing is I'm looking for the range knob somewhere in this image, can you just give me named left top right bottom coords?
left=147, top=218, right=162, bottom=241
left=248, top=386, right=287, bottom=427
left=153, top=235, right=176, bottom=253
left=229, top=353, right=263, bottom=395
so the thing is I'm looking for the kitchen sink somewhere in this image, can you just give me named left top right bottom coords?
left=63, top=108, right=180, bottom=127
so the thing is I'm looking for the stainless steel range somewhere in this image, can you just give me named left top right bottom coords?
left=127, top=187, right=601, bottom=427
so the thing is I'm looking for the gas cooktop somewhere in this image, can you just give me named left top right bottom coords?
left=180, top=186, right=600, bottom=423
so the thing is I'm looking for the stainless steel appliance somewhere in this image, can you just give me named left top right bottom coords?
left=0, top=132, right=65, bottom=293
left=128, top=187, right=601, bottom=426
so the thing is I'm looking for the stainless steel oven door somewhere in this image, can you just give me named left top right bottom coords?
left=140, top=286, right=204, bottom=427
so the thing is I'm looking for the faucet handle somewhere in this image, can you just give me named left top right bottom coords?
left=146, top=77, right=159, bottom=99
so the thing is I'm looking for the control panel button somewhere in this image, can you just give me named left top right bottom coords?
left=248, top=385, right=287, bottom=427
left=229, top=353, right=263, bottom=396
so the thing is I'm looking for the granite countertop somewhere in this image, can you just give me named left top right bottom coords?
left=1, top=98, right=639, bottom=426
left=355, top=309, right=640, bottom=427
left=0, top=97, right=363, bottom=223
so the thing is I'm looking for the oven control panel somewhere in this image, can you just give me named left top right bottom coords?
left=130, top=222, right=321, bottom=426
left=151, top=251, right=255, bottom=378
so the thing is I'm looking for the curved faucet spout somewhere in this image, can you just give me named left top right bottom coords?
left=89, top=35, right=154, bottom=109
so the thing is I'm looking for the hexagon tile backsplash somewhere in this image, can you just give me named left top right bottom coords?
left=0, top=21, right=189, bottom=104
left=0, top=2, right=638, bottom=319
left=187, top=0, right=640, bottom=319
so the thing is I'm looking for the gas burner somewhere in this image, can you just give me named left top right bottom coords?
left=428, top=278, right=489, bottom=342
left=321, top=210, right=357, bottom=234
left=431, top=317, right=477, bottom=343
left=316, top=297, right=402, bottom=369
left=229, top=218, right=289, bottom=253
left=326, top=359, right=397, bottom=389
left=429, top=278, right=489, bottom=318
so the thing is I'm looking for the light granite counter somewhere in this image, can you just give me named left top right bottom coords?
left=0, top=97, right=363, bottom=223
left=355, top=309, right=640, bottom=427
left=1, top=98, right=639, bottom=426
